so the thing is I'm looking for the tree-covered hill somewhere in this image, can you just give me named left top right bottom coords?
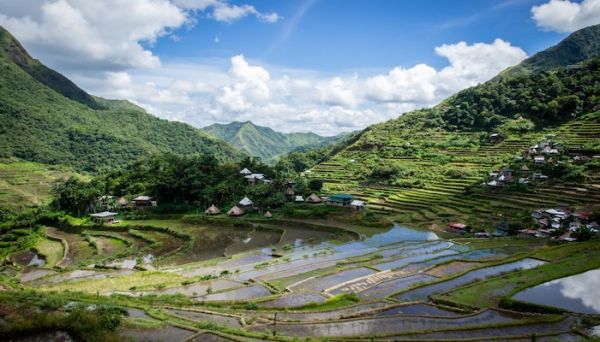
left=0, top=25, right=241, bottom=173
left=306, top=25, right=600, bottom=231
left=499, top=24, right=600, bottom=78
left=202, top=121, right=347, bottom=162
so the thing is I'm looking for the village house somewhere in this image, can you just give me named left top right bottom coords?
left=350, top=200, right=366, bottom=210
left=240, top=168, right=252, bottom=175
left=534, top=156, right=545, bottom=164
left=295, top=195, right=305, bottom=202
left=133, top=196, right=154, bottom=209
left=447, top=222, right=469, bottom=233
left=90, top=211, right=118, bottom=224
left=227, top=206, right=244, bottom=217
left=306, top=193, right=322, bottom=204
left=205, top=204, right=221, bottom=215
left=239, top=197, right=253, bottom=208
left=327, top=194, right=353, bottom=206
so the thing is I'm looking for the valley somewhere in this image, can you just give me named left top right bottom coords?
left=0, top=11, right=599, bottom=342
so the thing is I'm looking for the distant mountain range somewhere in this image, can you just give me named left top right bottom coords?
left=0, top=25, right=240, bottom=173
left=202, top=121, right=349, bottom=162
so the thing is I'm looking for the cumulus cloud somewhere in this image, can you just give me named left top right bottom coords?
left=87, top=38, right=525, bottom=136
left=531, top=0, right=600, bottom=33
left=0, top=0, right=280, bottom=72
left=0, top=1, right=527, bottom=135
left=0, top=0, right=186, bottom=71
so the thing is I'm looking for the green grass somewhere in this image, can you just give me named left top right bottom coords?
left=0, top=160, right=81, bottom=208
left=34, top=237, right=64, bottom=267
left=38, top=271, right=186, bottom=294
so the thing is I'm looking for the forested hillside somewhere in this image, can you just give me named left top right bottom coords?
left=203, top=121, right=346, bottom=162
left=0, top=25, right=241, bottom=173
left=307, top=25, right=600, bottom=232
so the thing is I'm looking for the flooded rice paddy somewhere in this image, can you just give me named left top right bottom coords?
left=395, top=258, right=546, bottom=301
left=16, top=221, right=590, bottom=340
left=513, top=268, right=600, bottom=314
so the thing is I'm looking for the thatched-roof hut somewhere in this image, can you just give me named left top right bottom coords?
left=306, top=193, right=322, bottom=203
left=264, top=211, right=273, bottom=218
left=205, top=204, right=221, bottom=215
left=227, top=206, right=245, bottom=216
left=116, top=197, right=129, bottom=207
left=239, top=197, right=253, bottom=207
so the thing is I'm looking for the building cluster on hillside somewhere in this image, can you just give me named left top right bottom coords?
left=483, top=136, right=581, bottom=188
left=520, top=208, right=599, bottom=241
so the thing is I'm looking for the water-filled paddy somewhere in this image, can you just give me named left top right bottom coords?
left=513, top=268, right=600, bottom=314
left=249, top=309, right=515, bottom=337
left=198, top=283, right=271, bottom=301
left=260, top=292, right=327, bottom=308
left=396, top=258, right=546, bottom=301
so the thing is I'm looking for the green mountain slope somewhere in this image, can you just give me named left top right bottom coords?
left=203, top=121, right=346, bottom=161
left=0, top=25, right=241, bottom=173
left=499, top=24, right=600, bottom=78
left=308, top=25, right=600, bottom=231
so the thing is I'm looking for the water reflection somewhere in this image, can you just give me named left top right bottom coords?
left=363, top=224, right=439, bottom=247
left=513, top=269, right=600, bottom=314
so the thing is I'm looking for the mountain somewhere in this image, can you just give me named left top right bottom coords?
left=307, top=25, right=600, bottom=232
left=202, top=121, right=347, bottom=162
left=499, top=24, right=600, bottom=78
left=0, top=25, right=241, bottom=173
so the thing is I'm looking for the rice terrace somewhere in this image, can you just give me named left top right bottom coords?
left=1, top=1, right=600, bottom=341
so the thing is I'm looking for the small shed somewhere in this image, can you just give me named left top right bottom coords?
left=350, top=200, right=365, bottom=210
left=239, top=197, right=253, bottom=207
left=205, top=204, right=221, bottom=215
left=227, top=206, right=245, bottom=217
left=264, top=211, right=273, bottom=218
left=295, top=195, right=305, bottom=202
left=90, top=211, right=118, bottom=224
left=133, top=196, right=153, bottom=208
left=240, top=168, right=252, bottom=175
left=306, top=193, right=322, bottom=203
left=447, top=222, right=469, bottom=232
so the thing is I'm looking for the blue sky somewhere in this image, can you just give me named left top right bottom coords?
left=152, top=0, right=565, bottom=72
left=0, top=0, right=598, bottom=135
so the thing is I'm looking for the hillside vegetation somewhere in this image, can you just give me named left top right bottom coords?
left=203, top=121, right=347, bottom=162
left=307, top=25, right=600, bottom=231
left=0, top=25, right=241, bottom=174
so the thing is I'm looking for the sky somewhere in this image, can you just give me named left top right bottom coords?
left=1, top=0, right=599, bottom=135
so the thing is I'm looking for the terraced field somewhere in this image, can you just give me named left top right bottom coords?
left=0, top=160, right=82, bottom=208
left=308, top=119, right=600, bottom=230
left=8, top=219, right=599, bottom=341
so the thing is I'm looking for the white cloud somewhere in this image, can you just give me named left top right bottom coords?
left=0, top=0, right=279, bottom=72
left=531, top=0, right=600, bottom=33
left=0, top=0, right=187, bottom=71
left=365, top=39, right=526, bottom=104
left=0, top=1, right=527, bottom=135
left=90, top=39, right=524, bottom=136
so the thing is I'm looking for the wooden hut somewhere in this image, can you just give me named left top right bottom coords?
left=264, top=211, right=273, bottom=218
left=227, top=206, right=245, bottom=217
left=90, top=211, right=118, bottom=224
left=133, top=195, right=153, bottom=209
left=205, top=204, right=221, bottom=215
left=306, top=193, right=322, bottom=203
left=239, top=197, right=253, bottom=207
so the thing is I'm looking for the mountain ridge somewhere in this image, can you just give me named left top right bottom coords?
left=0, top=25, right=241, bottom=173
left=203, top=120, right=348, bottom=162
